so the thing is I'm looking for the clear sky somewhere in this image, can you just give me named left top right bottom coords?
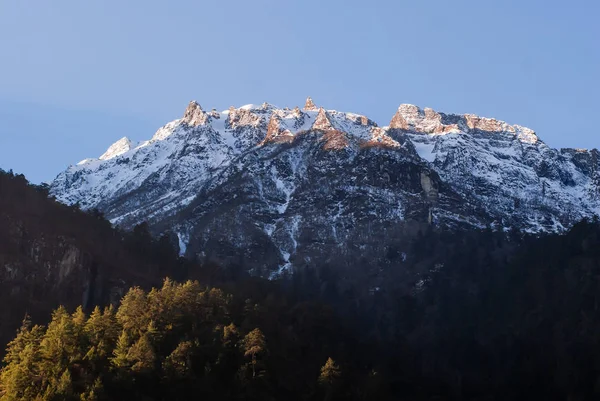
left=0, top=0, right=598, bottom=183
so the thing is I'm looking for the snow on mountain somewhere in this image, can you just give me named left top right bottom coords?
left=50, top=98, right=600, bottom=274
left=99, top=137, right=135, bottom=160
left=390, top=104, right=600, bottom=232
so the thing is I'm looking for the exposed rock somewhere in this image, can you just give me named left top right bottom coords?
left=464, top=114, right=507, bottom=132
left=304, top=96, right=318, bottom=111
left=0, top=172, right=183, bottom=356
left=420, top=172, right=439, bottom=202
left=390, top=105, right=454, bottom=134
left=321, top=130, right=349, bottom=150
left=227, top=106, right=263, bottom=129
left=50, top=99, right=600, bottom=275
left=261, top=115, right=294, bottom=145
left=182, top=100, right=210, bottom=126
left=389, top=107, right=410, bottom=130
left=312, top=108, right=335, bottom=131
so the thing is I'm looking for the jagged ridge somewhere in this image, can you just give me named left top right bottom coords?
left=50, top=98, right=600, bottom=275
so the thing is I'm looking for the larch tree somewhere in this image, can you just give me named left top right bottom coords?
left=111, top=330, right=131, bottom=372
left=38, top=306, right=82, bottom=391
left=241, top=328, right=267, bottom=378
left=319, top=357, right=341, bottom=401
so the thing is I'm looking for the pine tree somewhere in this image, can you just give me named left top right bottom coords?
left=0, top=342, right=43, bottom=400
left=318, top=358, right=341, bottom=386
left=102, top=305, right=120, bottom=338
left=85, top=305, right=119, bottom=356
left=111, top=330, right=131, bottom=371
left=223, top=323, right=239, bottom=348
left=79, top=378, right=102, bottom=401
left=55, top=369, right=73, bottom=398
left=72, top=306, right=86, bottom=332
left=72, top=306, right=88, bottom=364
left=163, top=340, right=194, bottom=379
left=318, top=357, right=341, bottom=401
left=82, top=307, right=118, bottom=377
left=128, top=334, right=156, bottom=374
left=116, top=287, right=149, bottom=335
left=84, top=307, right=103, bottom=345
left=241, top=328, right=267, bottom=378
left=38, top=306, right=82, bottom=392
left=2, top=315, right=42, bottom=366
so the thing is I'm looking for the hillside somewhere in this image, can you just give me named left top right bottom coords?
left=4, top=175, right=600, bottom=399
left=0, top=169, right=191, bottom=352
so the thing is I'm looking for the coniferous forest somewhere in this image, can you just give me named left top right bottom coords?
left=3, top=169, right=600, bottom=400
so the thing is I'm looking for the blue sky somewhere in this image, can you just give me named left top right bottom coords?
left=0, top=0, right=598, bottom=183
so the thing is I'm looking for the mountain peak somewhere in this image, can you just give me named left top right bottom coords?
left=50, top=97, right=600, bottom=275
left=389, top=104, right=422, bottom=130
left=99, top=137, right=133, bottom=161
left=182, top=100, right=210, bottom=126
left=312, top=107, right=335, bottom=131
left=304, top=97, right=318, bottom=111
left=227, top=105, right=263, bottom=129
left=390, top=104, right=538, bottom=139
left=261, top=114, right=294, bottom=145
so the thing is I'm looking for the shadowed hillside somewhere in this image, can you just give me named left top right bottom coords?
left=0, top=169, right=193, bottom=352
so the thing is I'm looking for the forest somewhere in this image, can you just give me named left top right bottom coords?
left=2, top=168, right=600, bottom=400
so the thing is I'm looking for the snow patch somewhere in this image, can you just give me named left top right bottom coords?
left=99, top=137, right=133, bottom=160
left=177, top=232, right=188, bottom=257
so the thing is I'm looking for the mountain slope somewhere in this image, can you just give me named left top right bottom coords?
left=50, top=98, right=600, bottom=274
left=392, top=104, right=600, bottom=232
left=0, top=170, right=188, bottom=352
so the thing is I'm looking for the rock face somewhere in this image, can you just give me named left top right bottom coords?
left=304, top=96, right=318, bottom=111
left=50, top=99, right=600, bottom=275
left=182, top=100, right=211, bottom=126
left=390, top=104, right=598, bottom=232
left=0, top=172, right=184, bottom=353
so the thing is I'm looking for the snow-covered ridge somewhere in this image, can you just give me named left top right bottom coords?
left=88, top=101, right=540, bottom=168
left=99, top=137, right=134, bottom=160
left=50, top=97, right=600, bottom=273
left=51, top=98, right=400, bottom=214
left=390, top=103, right=539, bottom=143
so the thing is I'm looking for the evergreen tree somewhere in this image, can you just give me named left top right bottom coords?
left=82, top=305, right=119, bottom=372
left=0, top=343, right=43, bottom=400
left=163, top=340, right=194, bottom=379
left=319, top=358, right=341, bottom=401
left=319, top=357, right=341, bottom=386
left=72, top=307, right=86, bottom=333
left=241, top=328, right=267, bottom=378
left=79, top=378, right=102, bottom=401
left=54, top=369, right=74, bottom=399
left=223, top=323, right=239, bottom=348
left=128, top=334, right=156, bottom=374
left=116, top=287, right=149, bottom=336
left=38, top=306, right=82, bottom=392
left=2, top=315, right=42, bottom=366
left=111, top=330, right=131, bottom=371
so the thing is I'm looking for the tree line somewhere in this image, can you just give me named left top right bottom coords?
left=4, top=168, right=600, bottom=400
left=0, top=279, right=348, bottom=400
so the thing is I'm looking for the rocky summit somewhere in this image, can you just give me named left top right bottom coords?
left=50, top=98, right=600, bottom=276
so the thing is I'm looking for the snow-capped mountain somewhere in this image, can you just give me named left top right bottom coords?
left=391, top=104, right=600, bottom=232
left=50, top=98, right=600, bottom=275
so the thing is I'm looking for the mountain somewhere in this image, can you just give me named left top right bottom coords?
left=394, top=104, right=600, bottom=232
left=50, top=98, right=600, bottom=275
left=0, top=170, right=189, bottom=352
